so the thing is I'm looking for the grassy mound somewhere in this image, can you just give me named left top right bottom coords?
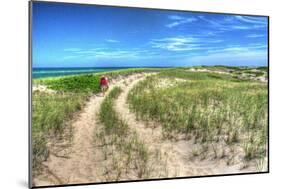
left=128, top=68, right=268, bottom=163
left=97, top=87, right=152, bottom=180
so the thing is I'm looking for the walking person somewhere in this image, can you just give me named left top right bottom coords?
left=100, top=75, right=109, bottom=96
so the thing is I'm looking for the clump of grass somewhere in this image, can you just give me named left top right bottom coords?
left=243, top=143, right=257, bottom=161
left=43, top=74, right=101, bottom=93
left=97, top=87, right=153, bottom=180
left=255, top=158, right=267, bottom=172
left=99, top=87, right=128, bottom=136
left=32, top=92, right=87, bottom=174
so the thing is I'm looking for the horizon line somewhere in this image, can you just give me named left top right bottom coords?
left=33, top=65, right=268, bottom=69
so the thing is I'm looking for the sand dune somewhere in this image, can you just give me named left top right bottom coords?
left=33, top=72, right=261, bottom=186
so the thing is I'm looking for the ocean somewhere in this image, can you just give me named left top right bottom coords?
left=32, top=67, right=130, bottom=79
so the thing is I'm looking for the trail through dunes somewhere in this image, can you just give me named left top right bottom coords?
left=34, top=72, right=257, bottom=187
left=115, top=75, right=258, bottom=177
left=33, top=90, right=104, bottom=186
left=33, top=73, right=149, bottom=186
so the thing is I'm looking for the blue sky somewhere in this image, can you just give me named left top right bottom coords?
left=32, top=2, right=268, bottom=68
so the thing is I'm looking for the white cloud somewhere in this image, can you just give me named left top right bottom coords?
left=168, top=15, right=185, bottom=20
left=186, top=47, right=267, bottom=66
left=246, top=34, right=265, bottom=38
left=198, top=16, right=227, bottom=30
left=166, top=21, right=181, bottom=28
left=105, top=39, right=119, bottom=43
left=206, top=43, right=267, bottom=54
left=199, top=15, right=267, bottom=31
left=150, top=37, right=199, bottom=51
left=231, top=16, right=267, bottom=30
left=166, top=15, right=197, bottom=28
left=235, top=16, right=267, bottom=25
left=150, top=36, right=223, bottom=52
left=63, top=47, right=150, bottom=60
left=93, top=50, right=138, bottom=59
left=231, top=25, right=251, bottom=30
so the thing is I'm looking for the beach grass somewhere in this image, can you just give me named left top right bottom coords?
left=32, top=66, right=268, bottom=176
left=128, top=68, right=268, bottom=164
left=96, top=87, right=153, bottom=180
left=32, top=68, right=158, bottom=175
left=32, top=92, right=87, bottom=173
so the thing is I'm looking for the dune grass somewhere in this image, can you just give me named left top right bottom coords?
left=32, top=68, right=158, bottom=174
left=32, top=92, right=87, bottom=174
left=32, top=66, right=268, bottom=177
left=97, top=87, right=154, bottom=180
left=128, top=69, right=268, bottom=164
left=98, top=87, right=128, bottom=136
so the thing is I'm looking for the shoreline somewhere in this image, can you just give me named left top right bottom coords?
left=32, top=68, right=158, bottom=81
left=32, top=66, right=268, bottom=80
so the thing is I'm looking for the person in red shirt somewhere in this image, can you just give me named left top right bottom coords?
left=100, top=75, right=109, bottom=96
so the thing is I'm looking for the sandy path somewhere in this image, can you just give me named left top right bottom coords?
left=33, top=73, right=148, bottom=186
left=115, top=75, right=257, bottom=177
left=34, top=94, right=105, bottom=186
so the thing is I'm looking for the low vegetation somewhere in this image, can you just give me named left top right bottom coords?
left=32, top=68, right=159, bottom=176
left=32, top=66, right=268, bottom=179
left=190, top=65, right=268, bottom=81
left=32, top=92, right=87, bottom=174
left=128, top=68, right=268, bottom=166
left=34, top=68, right=162, bottom=92
left=96, top=87, right=158, bottom=180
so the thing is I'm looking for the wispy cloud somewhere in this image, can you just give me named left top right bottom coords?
left=246, top=34, right=265, bottom=38
left=168, top=15, right=185, bottom=20
left=91, top=50, right=138, bottom=59
left=206, top=43, right=267, bottom=54
left=150, top=37, right=199, bottom=51
left=150, top=36, right=223, bottom=52
left=231, top=25, right=251, bottom=30
left=186, top=44, right=268, bottom=66
left=166, top=15, right=197, bottom=28
left=203, top=31, right=222, bottom=36
left=198, top=15, right=267, bottom=31
left=199, top=16, right=224, bottom=29
left=62, top=47, right=150, bottom=60
left=235, top=16, right=267, bottom=25
left=105, top=39, right=120, bottom=43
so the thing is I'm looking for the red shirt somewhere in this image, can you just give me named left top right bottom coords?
left=100, top=77, right=108, bottom=86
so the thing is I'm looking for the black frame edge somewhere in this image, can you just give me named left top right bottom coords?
left=267, top=16, right=270, bottom=173
left=28, top=1, right=33, bottom=188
